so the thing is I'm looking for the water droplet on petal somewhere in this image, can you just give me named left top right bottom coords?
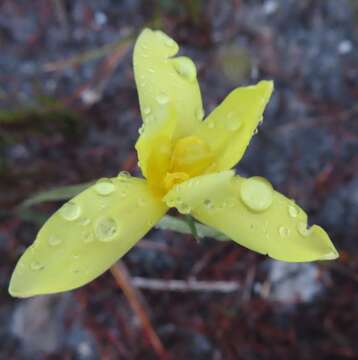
left=95, top=178, right=115, bottom=196
left=226, top=112, right=241, bottom=131
left=240, top=177, right=273, bottom=212
left=145, top=114, right=154, bottom=122
left=177, top=202, right=191, bottom=214
left=80, top=218, right=91, bottom=226
left=172, top=57, right=197, bottom=82
left=288, top=204, right=299, bottom=218
left=278, top=226, right=290, bottom=238
left=297, top=222, right=311, bottom=237
left=138, top=125, right=144, bottom=135
left=137, top=197, right=147, bottom=207
left=207, top=121, right=215, bottom=129
left=196, top=107, right=204, bottom=120
left=203, top=199, right=214, bottom=210
left=118, top=170, right=131, bottom=179
left=148, top=68, right=155, bottom=73
left=82, top=230, right=94, bottom=244
left=30, top=261, right=44, bottom=271
left=143, top=106, right=151, bottom=115
left=156, top=93, right=169, bottom=105
left=59, top=201, right=81, bottom=221
left=95, top=217, right=118, bottom=242
left=48, top=234, right=62, bottom=247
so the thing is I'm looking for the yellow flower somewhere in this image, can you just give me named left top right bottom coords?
left=9, top=29, right=338, bottom=298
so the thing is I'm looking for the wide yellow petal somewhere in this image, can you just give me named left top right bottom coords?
left=194, top=81, right=273, bottom=172
left=9, top=176, right=167, bottom=297
left=163, top=171, right=338, bottom=262
left=133, top=28, right=204, bottom=139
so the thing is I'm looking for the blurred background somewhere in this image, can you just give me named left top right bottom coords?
left=0, top=0, right=357, bottom=359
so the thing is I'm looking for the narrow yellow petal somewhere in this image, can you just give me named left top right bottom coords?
left=163, top=171, right=338, bottom=262
left=194, top=81, right=273, bottom=171
left=133, top=28, right=204, bottom=139
left=9, top=176, right=167, bottom=297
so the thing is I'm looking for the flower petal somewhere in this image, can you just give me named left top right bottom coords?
left=133, top=28, right=204, bottom=139
left=9, top=176, right=167, bottom=297
left=194, top=81, right=273, bottom=171
left=135, top=103, right=176, bottom=187
left=163, top=171, right=338, bottom=262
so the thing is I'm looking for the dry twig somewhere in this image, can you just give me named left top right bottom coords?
left=110, top=262, right=170, bottom=360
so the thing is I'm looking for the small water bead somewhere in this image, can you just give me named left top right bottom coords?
left=288, top=204, right=299, bottom=218
left=297, top=222, right=311, bottom=237
left=119, top=189, right=127, bottom=198
left=95, top=217, right=118, bottom=242
left=207, top=121, right=215, bottom=129
left=148, top=68, right=155, bottom=73
left=80, top=218, right=91, bottom=226
left=225, top=111, right=240, bottom=131
left=137, top=197, right=147, bottom=207
left=48, top=234, right=62, bottom=247
left=145, top=115, right=155, bottom=123
left=240, top=177, right=273, bottom=212
left=278, top=226, right=290, bottom=238
left=82, top=230, right=94, bottom=244
left=172, top=57, right=197, bottom=82
left=118, top=170, right=131, bottom=179
left=30, top=261, right=44, bottom=271
left=143, top=107, right=151, bottom=115
left=95, top=178, right=115, bottom=196
left=177, top=202, right=191, bottom=214
left=196, top=107, right=204, bottom=120
left=59, top=201, right=81, bottom=221
left=203, top=199, right=214, bottom=210
left=156, top=93, right=169, bottom=105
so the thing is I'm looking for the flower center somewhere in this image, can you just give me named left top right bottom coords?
left=163, top=135, right=213, bottom=191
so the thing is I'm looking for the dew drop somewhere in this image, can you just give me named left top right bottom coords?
left=166, top=198, right=176, bottom=207
left=80, top=218, right=91, bottom=226
left=143, top=106, right=151, bottom=115
left=137, top=197, right=147, bottom=207
left=59, top=201, right=81, bottom=221
left=95, top=178, right=115, bottom=196
left=203, top=199, right=214, bottom=210
left=240, top=177, right=273, bottom=212
left=48, top=234, right=62, bottom=247
left=177, top=202, right=191, bottom=214
left=138, top=125, right=144, bottom=136
left=156, top=93, right=169, bottom=105
left=278, top=226, right=290, bottom=238
left=196, top=107, right=204, bottom=120
left=145, top=114, right=154, bottom=122
left=118, top=170, right=131, bottom=179
left=297, top=222, right=311, bottom=237
left=207, top=121, right=215, bottom=129
left=148, top=68, right=155, bottom=73
left=226, top=112, right=241, bottom=131
left=172, top=57, right=197, bottom=82
left=82, top=230, right=94, bottom=244
left=30, top=261, right=44, bottom=271
left=95, top=217, right=118, bottom=242
left=288, top=204, right=299, bottom=218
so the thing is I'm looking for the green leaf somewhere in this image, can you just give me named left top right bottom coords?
left=19, top=182, right=94, bottom=208
left=156, top=215, right=228, bottom=241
